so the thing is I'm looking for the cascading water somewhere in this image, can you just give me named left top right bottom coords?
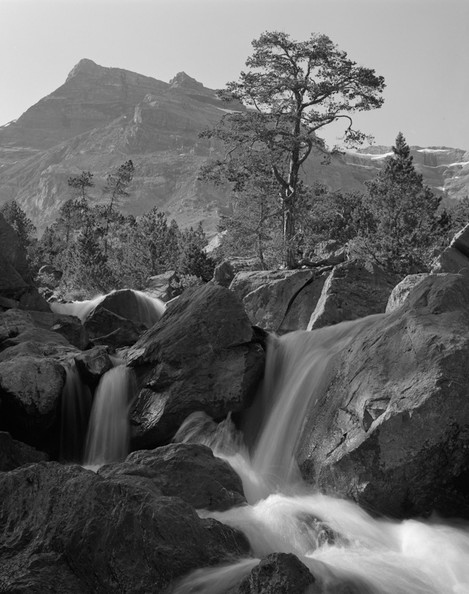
left=60, top=362, right=93, bottom=462
left=172, top=316, right=469, bottom=594
left=84, top=365, right=136, bottom=468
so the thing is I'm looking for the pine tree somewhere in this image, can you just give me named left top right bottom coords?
left=359, top=132, right=442, bottom=275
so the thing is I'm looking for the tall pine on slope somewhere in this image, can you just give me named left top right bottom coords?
left=359, top=132, right=442, bottom=275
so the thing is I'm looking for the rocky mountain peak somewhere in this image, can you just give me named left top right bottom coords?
left=169, top=72, right=205, bottom=91
left=66, top=58, right=103, bottom=82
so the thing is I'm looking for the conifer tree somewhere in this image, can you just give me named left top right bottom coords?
left=359, top=132, right=442, bottom=274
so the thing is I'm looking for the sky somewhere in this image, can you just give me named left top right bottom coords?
left=1, top=0, right=468, bottom=150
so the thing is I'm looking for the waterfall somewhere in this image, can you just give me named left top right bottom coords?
left=84, top=365, right=136, bottom=468
left=60, top=362, right=92, bottom=462
left=51, top=288, right=165, bottom=325
left=171, top=317, right=469, bottom=594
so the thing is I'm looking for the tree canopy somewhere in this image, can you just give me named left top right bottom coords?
left=203, top=31, right=385, bottom=267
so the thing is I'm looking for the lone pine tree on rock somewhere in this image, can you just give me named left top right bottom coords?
left=202, top=31, right=385, bottom=268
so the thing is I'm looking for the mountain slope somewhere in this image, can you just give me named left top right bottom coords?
left=0, top=59, right=468, bottom=236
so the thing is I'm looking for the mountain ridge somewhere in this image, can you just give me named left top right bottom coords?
left=0, top=59, right=468, bottom=237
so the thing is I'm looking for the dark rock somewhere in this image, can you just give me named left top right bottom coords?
left=213, top=260, right=236, bottom=288
left=84, top=307, right=148, bottom=348
left=127, top=284, right=265, bottom=448
left=230, top=269, right=330, bottom=333
left=0, top=356, right=66, bottom=445
left=0, top=462, right=250, bottom=593
left=87, top=288, right=164, bottom=328
left=74, top=345, right=114, bottom=385
left=307, top=260, right=398, bottom=330
left=29, top=310, right=89, bottom=350
left=237, top=553, right=317, bottom=594
left=0, top=431, right=49, bottom=471
left=99, top=442, right=246, bottom=511
left=298, top=273, right=469, bottom=518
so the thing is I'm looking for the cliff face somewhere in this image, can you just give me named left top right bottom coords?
left=0, top=59, right=467, bottom=236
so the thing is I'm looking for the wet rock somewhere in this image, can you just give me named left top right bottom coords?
left=127, top=284, right=265, bottom=448
left=84, top=307, right=148, bottom=348
left=99, top=442, right=246, bottom=511
left=0, top=431, right=49, bottom=471
left=230, top=269, right=330, bottom=333
left=236, top=553, right=317, bottom=594
left=74, top=345, right=114, bottom=385
left=307, top=260, right=398, bottom=330
left=0, top=462, right=250, bottom=593
left=298, top=273, right=469, bottom=518
left=29, top=310, right=89, bottom=350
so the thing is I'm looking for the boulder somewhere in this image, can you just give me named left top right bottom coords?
left=99, top=443, right=246, bottom=511
left=432, top=223, right=469, bottom=275
left=84, top=307, right=147, bottom=348
left=127, top=284, right=265, bottom=448
left=212, top=260, right=236, bottom=288
left=0, top=462, right=250, bottom=593
left=0, top=431, right=49, bottom=471
left=230, top=269, right=331, bottom=333
left=298, top=273, right=469, bottom=518
left=0, top=356, right=67, bottom=446
left=29, top=310, right=89, bottom=349
left=236, top=553, right=317, bottom=594
left=307, top=260, right=398, bottom=330
left=145, top=270, right=181, bottom=301
left=73, top=345, right=114, bottom=385
left=385, top=273, right=429, bottom=313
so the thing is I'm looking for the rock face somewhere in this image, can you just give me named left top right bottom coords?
left=236, top=553, right=317, bottom=594
left=145, top=270, right=181, bottom=302
left=385, top=273, right=428, bottom=313
left=307, top=260, right=398, bottom=330
left=0, top=432, right=49, bottom=471
left=127, top=284, right=265, bottom=448
left=432, top=223, right=469, bottom=275
left=298, top=273, right=469, bottom=518
left=99, top=443, right=246, bottom=511
left=0, top=462, right=250, bottom=593
left=230, top=269, right=331, bottom=334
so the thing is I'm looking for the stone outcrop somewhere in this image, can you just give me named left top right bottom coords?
left=0, top=462, right=250, bottom=593
left=297, top=273, right=469, bottom=518
left=230, top=269, right=331, bottom=334
left=99, top=443, right=246, bottom=511
left=127, top=284, right=265, bottom=448
left=145, top=270, right=181, bottom=301
left=432, top=223, right=469, bottom=276
left=29, top=310, right=89, bottom=349
left=307, top=260, right=398, bottom=330
left=0, top=431, right=49, bottom=471
left=385, top=273, right=428, bottom=313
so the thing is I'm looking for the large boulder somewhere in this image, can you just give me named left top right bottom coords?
left=297, top=273, right=469, bottom=518
left=432, top=223, right=469, bottom=275
left=0, top=432, right=49, bottom=471
left=307, top=260, right=398, bottom=330
left=99, top=443, right=246, bottom=511
left=145, top=270, right=181, bottom=301
left=0, top=462, right=250, bottom=593
left=127, top=284, right=265, bottom=448
left=230, top=269, right=331, bottom=333
left=29, top=310, right=89, bottom=350
left=83, top=289, right=165, bottom=348
left=236, top=553, right=317, bottom=594
left=385, top=273, right=428, bottom=313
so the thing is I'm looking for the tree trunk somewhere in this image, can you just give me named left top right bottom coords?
left=283, top=198, right=296, bottom=269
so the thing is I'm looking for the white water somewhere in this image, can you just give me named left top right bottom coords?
left=84, top=365, right=136, bottom=467
left=172, top=317, right=469, bottom=594
left=51, top=288, right=165, bottom=324
left=60, top=362, right=92, bottom=462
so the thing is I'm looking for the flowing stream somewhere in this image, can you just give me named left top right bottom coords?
left=172, top=316, right=469, bottom=594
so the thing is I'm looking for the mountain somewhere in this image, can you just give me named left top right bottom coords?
left=0, top=59, right=468, bottom=236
